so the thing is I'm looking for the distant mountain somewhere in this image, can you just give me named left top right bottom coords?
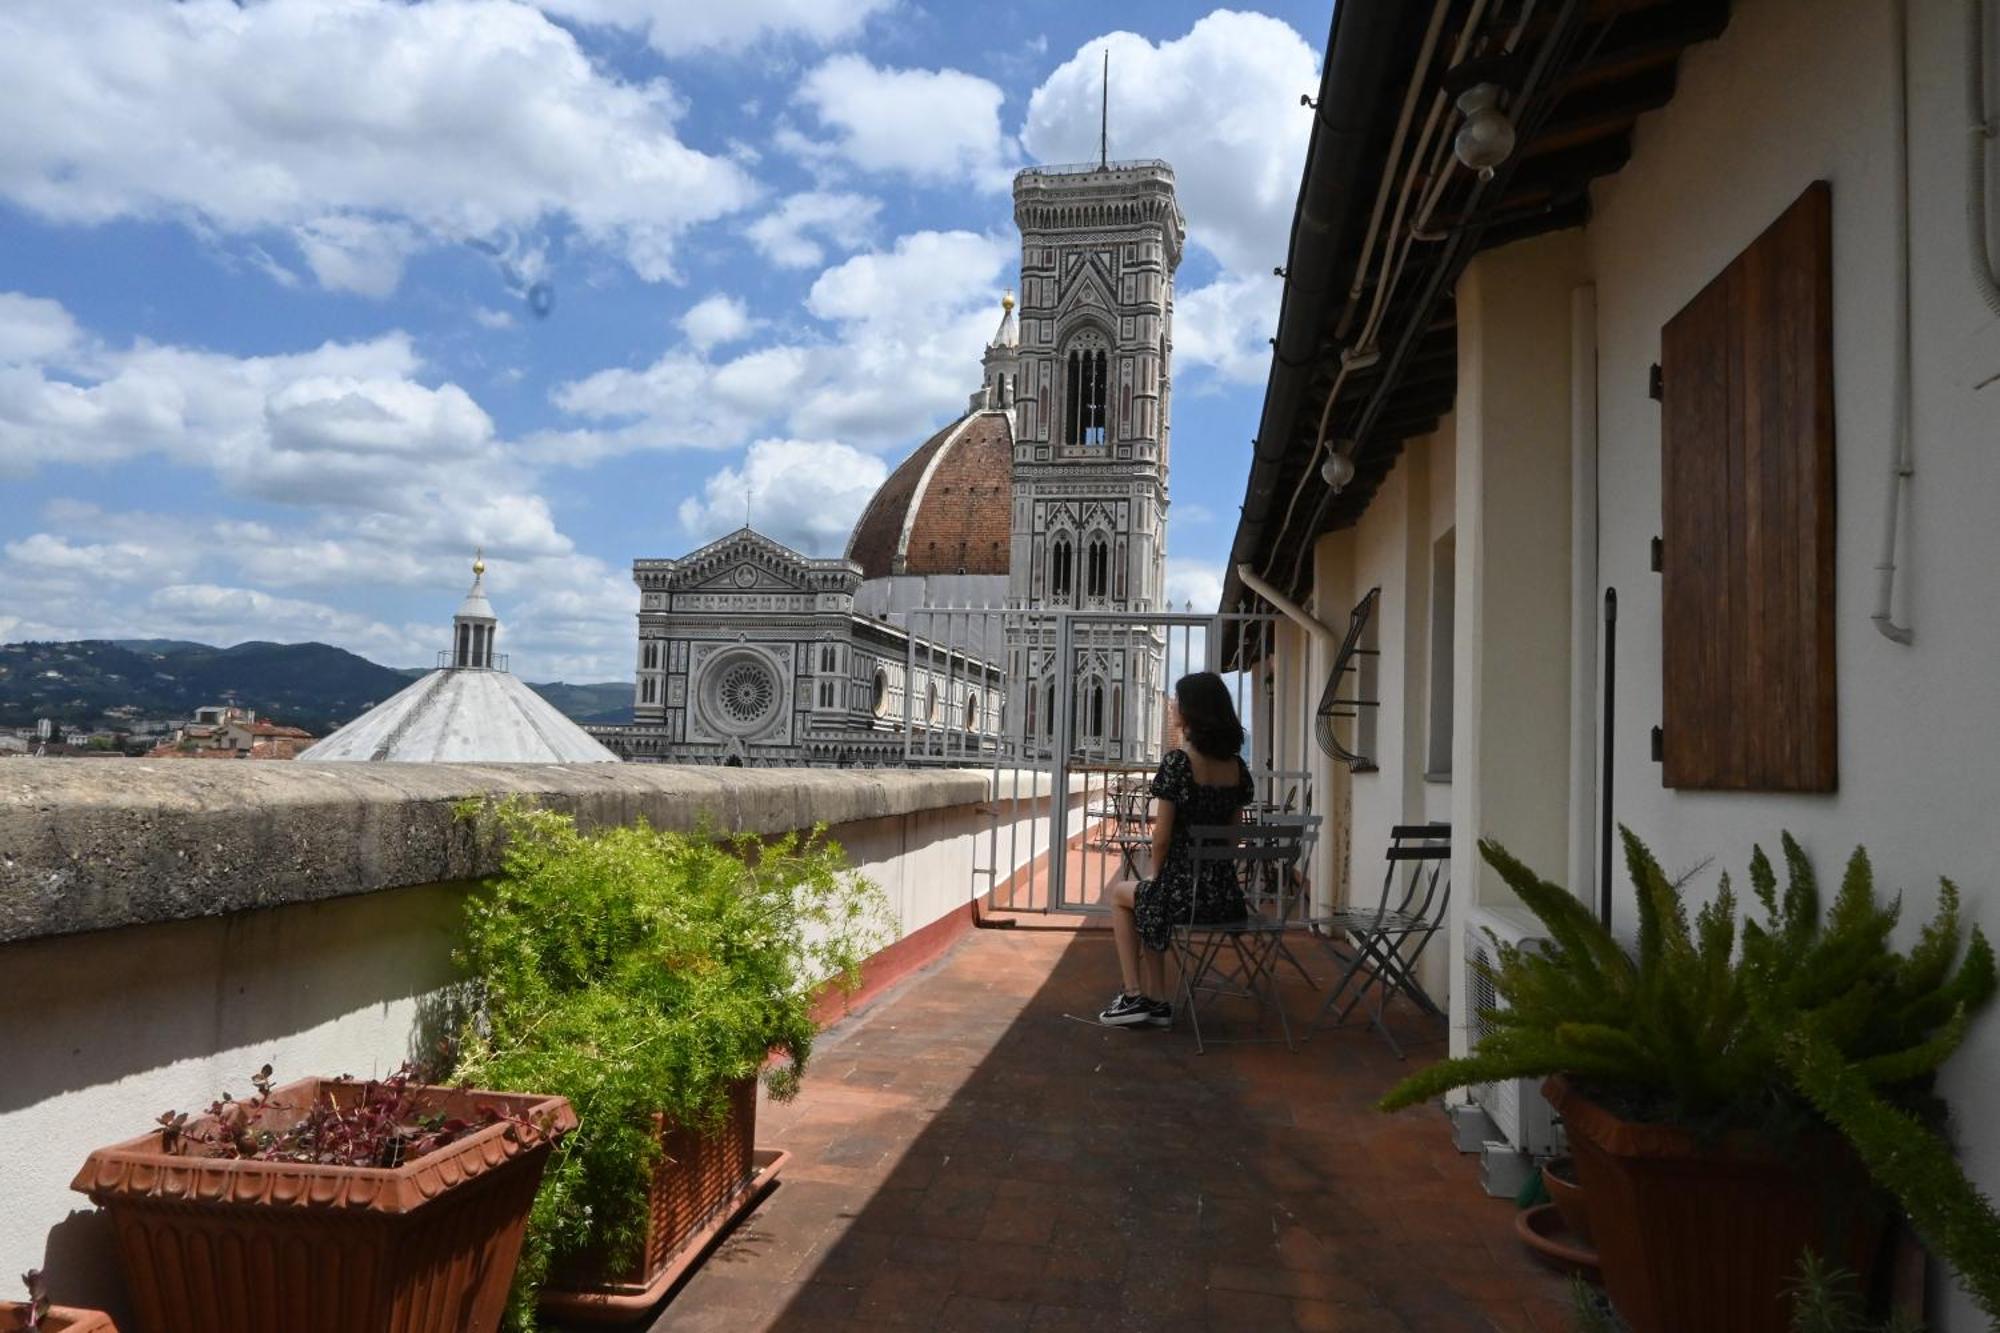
left=0, top=639, right=631, bottom=733
left=108, top=639, right=215, bottom=657
left=527, top=681, right=633, bottom=725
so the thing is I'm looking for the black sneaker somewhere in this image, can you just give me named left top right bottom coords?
left=1098, top=992, right=1151, bottom=1026
left=1145, top=1000, right=1173, bottom=1028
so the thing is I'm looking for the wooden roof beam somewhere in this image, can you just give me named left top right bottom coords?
left=1525, top=65, right=1678, bottom=158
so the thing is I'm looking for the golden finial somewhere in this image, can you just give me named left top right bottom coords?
left=1001, top=288, right=1015, bottom=312
left=472, top=546, right=485, bottom=577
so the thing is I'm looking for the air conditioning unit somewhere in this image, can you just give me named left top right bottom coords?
left=1463, top=904, right=1560, bottom=1160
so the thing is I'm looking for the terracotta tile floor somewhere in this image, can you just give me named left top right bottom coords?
left=636, top=925, right=1572, bottom=1332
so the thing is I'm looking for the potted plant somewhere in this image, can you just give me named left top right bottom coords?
left=1381, top=829, right=2000, bottom=1333
left=449, top=803, right=888, bottom=1327
left=1, top=1271, right=116, bottom=1332
left=71, top=1063, right=573, bottom=1333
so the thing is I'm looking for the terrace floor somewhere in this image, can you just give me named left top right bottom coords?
left=632, top=924, right=1573, bottom=1332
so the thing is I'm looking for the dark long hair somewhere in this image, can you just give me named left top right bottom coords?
left=1174, top=672, right=1244, bottom=760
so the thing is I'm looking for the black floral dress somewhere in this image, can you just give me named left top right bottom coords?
left=1133, top=748, right=1254, bottom=952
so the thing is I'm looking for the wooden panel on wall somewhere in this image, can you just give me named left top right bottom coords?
left=1659, top=181, right=1836, bottom=792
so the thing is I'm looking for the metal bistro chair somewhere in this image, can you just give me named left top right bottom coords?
left=1307, top=822, right=1450, bottom=1059
left=1174, top=817, right=1318, bottom=1055
left=1088, top=780, right=1154, bottom=880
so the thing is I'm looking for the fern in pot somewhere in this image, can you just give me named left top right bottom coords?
left=449, top=802, right=890, bottom=1328
left=1381, top=828, right=1998, bottom=1333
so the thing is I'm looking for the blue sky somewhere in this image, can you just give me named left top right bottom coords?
left=0, top=0, right=1326, bottom=680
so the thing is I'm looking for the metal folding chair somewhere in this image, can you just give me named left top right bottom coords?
left=1172, top=817, right=1318, bottom=1055
left=1306, top=822, right=1450, bottom=1058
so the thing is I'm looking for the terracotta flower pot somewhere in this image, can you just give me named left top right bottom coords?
left=541, top=1077, right=786, bottom=1324
left=1542, top=1155, right=1593, bottom=1247
left=1546, top=1076, right=1887, bottom=1333
left=0, top=1305, right=118, bottom=1332
left=71, top=1077, right=575, bottom=1333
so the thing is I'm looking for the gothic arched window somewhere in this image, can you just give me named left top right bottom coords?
left=1048, top=533, right=1074, bottom=603
left=1086, top=535, right=1109, bottom=600
left=1089, top=682, right=1105, bottom=739
left=1111, top=685, right=1123, bottom=742
left=1061, top=331, right=1110, bottom=447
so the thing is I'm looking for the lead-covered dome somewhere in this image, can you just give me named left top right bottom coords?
left=844, top=408, right=1013, bottom=579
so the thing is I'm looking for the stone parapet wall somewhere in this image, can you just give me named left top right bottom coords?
left=0, top=760, right=989, bottom=945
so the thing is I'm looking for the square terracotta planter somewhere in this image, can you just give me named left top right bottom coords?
left=1547, top=1076, right=1887, bottom=1333
left=71, top=1077, right=575, bottom=1333
left=0, top=1306, right=118, bottom=1332
left=540, top=1077, right=786, bottom=1323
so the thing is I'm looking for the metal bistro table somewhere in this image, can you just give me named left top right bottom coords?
left=1085, top=778, right=1155, bottom=882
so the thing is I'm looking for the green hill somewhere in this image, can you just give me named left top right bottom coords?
left=0, top=640, right=631, bottom=733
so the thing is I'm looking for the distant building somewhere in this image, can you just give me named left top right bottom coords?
left=594, top=150, right=1185, bottom=766
left=300, top=555, right=619, bottom=764
left=145, top=706, right=314, bottom=759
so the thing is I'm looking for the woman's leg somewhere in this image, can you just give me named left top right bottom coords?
left=1139, top=944, right=1167, bottom=1003
left=1107, top=878, right=1142, bottom=994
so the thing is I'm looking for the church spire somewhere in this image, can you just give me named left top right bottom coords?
left=1098, top=49, right=1109, bottom=169
left=990, top=289, right=1018, bottom=349
left=451, top=549, right=498, bottom=669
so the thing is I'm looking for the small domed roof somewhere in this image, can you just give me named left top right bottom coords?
left=845, top=410, right=1013, bottom=579
left=298, top=669, right=619, bottom=763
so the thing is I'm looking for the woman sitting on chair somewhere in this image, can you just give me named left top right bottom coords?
left=1099, top=671, right=1254, bottom=1027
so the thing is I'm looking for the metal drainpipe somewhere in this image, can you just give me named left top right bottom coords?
left=1236, top=564, right=1340, bottom=650
left=1874, top=0, right=1918, bottom=645
left=1237, top=563, right=1346, bottom=914
left=1971, top=0, right=2000, bottom=315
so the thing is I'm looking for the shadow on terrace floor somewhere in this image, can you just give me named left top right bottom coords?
left=636, top=927, right=1571, bottom=1332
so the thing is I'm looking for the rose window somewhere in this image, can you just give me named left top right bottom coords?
left=716, top=660, right=776, bottom=725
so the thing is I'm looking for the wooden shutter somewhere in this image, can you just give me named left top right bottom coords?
left=1659, top=181, right=1836, bottom=792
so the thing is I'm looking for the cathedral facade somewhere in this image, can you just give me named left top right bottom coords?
left=593, top=155, right=1184, bottom=766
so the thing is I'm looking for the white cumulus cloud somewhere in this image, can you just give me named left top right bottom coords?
left=1022, top=13, right=1318, bottom=277
left=1174, top=272, right=1282, bottom=384
left=793, top=55, right=1014, bottom=187
left=0, top=295, right=635, bottom=675
left=547, top=229, right=1013, bottom=460
left=745, top=191, right=882, bottom=269
left=679, top=295, right=758, bottom=352
left=1164, top=557, right=1225, bottom=614
left=678, top=439, right=888, bottom=556
left=535, top=0, right=893, bottom=57
left=0, top=0, right=758, bottom=293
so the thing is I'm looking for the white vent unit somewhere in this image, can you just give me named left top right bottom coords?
left=1463, top=904, right=1560, bottom=1158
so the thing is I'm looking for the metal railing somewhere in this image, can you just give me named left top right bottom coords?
left=436, top=650, right=509, bottom=671
left=893, top=604, right=1285, bottom=915
left=1018, top=158, right=1176, bottom=180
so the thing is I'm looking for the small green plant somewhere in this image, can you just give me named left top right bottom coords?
left=1787, top=1251, right=1925, bottom=1333
left=1381, top=827, right=2000, bottom=1320
left=1569, top=1274, right=1623, bottom=1332
left=152, top=1063, right=552, bottom=1167
left=450, top=801, right=889, bottom=1330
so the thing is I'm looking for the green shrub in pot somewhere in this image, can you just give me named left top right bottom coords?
left=1380, top=827, right=2000, bottom=1322
left=449, top=801, right=890, bottom=1330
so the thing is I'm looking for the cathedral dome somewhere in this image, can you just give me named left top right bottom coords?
left=845, top=409, right=1013, bottom=579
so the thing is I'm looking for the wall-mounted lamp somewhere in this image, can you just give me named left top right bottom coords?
left=1453, top=83, right=1516, bottom=181
left=1321, top=451, right=1356, bottom=492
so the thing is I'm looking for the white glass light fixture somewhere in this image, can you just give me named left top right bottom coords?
left=1454, top=83, right=1516, bottom=180
left=1321, top=451, right=1357, bottom=492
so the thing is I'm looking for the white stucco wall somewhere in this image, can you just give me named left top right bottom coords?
left=1583, top=3, right=2000, bottom=1320
left=0, top=774, right=1047, bottom=1321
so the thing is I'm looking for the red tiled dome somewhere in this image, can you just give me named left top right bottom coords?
left=845, top=410, right=1013, bottom=579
